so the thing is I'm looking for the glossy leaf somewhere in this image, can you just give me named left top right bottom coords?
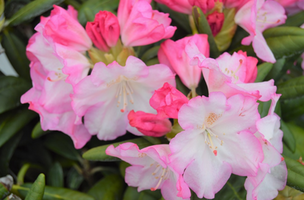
left=1, top=29, right=30, bottom=81
left=24, top=174, right=45, bottom=200
left=83, top=138, right=152, bottom=161
left=257, top=100, right=271, bottom=118
left=138, top=190, right=162, bottom=200
left=47, top=162, right=63, bottom=188
left=286, top=169, right=304, bottom=192
left=141, top=46, right=160, bottom=63
left=66, top=167, right=84, bottom=190
left=285, top=156, right=304, bottom=177
left=0, top=108, right=36, bottom=148
left=31, top=122, right=47, bottom=139
left=192, top=6, right=220, bottom=58
left=0, top=76, right=31, bottom=114
left=277, top=76, right=304, bottom=100
left=87, top=174, right=124, bottom=200
left=255, top=62, right=273, bottom=82
left=264, top=26, right=304, bottom=38
left=5, top=0, right=64, bottom=26
left=123, top=187, right=140, bottom=200
left=281, top=121, right=296, bottom=153
left=264, top=58, right=285, bottom=81
left=282, top=123, right=304, bottom=160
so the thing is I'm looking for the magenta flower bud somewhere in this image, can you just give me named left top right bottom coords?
left=86, top=11, right=120, bottom=52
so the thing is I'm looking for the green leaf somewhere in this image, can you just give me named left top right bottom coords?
left=282, top=123, right=304, bottom=160
left=141, top=46, right=160, bottom=63
left=78, top=0, right=119, bottom=25
left=286, top=169, right=304, bottom=192
left=119, top=161, right=131, bottom=178
left=5, top=0, right=64, bottom=26
left=255, top=62, right=273, bottom=82
left=0, top=108, right=36, bottom=148
left=277, top=76, right=304, bottom=100
left=0, top=180, right=10, bottom=200
left=83, top=138, right=152, bottom=161
left=1, top=29, right=30, bottom=81
left=25, top=174, right=45, bottom=200
left=87, top=174, right=124, bottom=200
left=44, top=133, right=81, bottom=161
left=138, top=190, right=161, bottom=200
left=264, top=26, right=304, bottom=38
left=0, top=76, right=31, bottom=114
left=285, top=156, right=304, bottom=177
left=47, top=162, right=63, bottom=188
left=282, top=11, right=304, bottom=27
left=257, top=100, right=271, bottom=118
left=66, top=167, right=84, bottom=190
left=123, top=187, right=140, bottom=200
left=264, top=58, right=285, bottom=81
left=192, top=6, right=220, bottom=58
left=281, top=121, right=296, bottom=153
left=14, top=184, right=95, bottom=200
left=31, top=122, right=47, bottom=139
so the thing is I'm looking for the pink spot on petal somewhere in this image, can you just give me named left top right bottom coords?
left=213, top=150, right=217, bottom=156
left=281, top=157, right=284, bottom=161
left=150, top=187, right=156, bottom=191
left=121, top=109, right=125, bottom=112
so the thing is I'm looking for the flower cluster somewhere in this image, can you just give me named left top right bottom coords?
left=21, top=0, right=299, bottom=199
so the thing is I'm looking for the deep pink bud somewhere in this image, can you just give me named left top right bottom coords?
left=206, top=11, right=225, bottom=36
left=150, top=82, right=188, bottom=119
left=128, top=110, right=172, bottom=137
left=86, top=11, right=120, bottom=52
left=188, top=0, right=222, bottom=13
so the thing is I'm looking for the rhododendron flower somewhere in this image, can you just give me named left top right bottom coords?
left=117, top=0, right=176, bottom=47
left=106, top=143, right=191, bottom=200
left=188, top=0, right=223, bottom=14
left=153, top=0, right=193, bottom=15
left=86, top=11, right=120, bottom=52
left=169, top=92, right=263, bottom=199
left=149, top=82, right=188, bottom=119
left=128, top=110, right=172, bottom=137
left=158, top=34, right=209, bottom=90
left=72, top=56, right=175, bottom=140
left=38, top=5, right=92, bottom=53
left=224, top=0, right=248, bottom=9
left=235, top=0, right=286, bottom=63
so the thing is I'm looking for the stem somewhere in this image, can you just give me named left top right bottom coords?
left=191, top=87, right=196, bottom=98
left=189, top=15, right=198, bottom=35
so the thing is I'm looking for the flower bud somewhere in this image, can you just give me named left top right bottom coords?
left=86, top=11, right=120, bottom=52
left=207, top=11, right=225, bottom=36
left=128, top=110, right=172, bottom=137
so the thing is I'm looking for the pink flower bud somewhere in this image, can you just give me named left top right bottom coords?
left=150, top=82, right=188, bottom=119
left=128, top=110, right=172, bottom=137
left=86, top=11, right=120, bottom=52
left=188, top=0, right=218, bottom=13
left=206, top=11, right=225, bottom=36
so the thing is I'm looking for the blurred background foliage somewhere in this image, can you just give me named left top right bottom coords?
left=0, top=0, right=304, bottom=199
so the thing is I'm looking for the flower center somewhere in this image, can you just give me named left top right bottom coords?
left=223, top=59, right=242, bottom=83
left=47, top=70, right=67, bottom=82
left=256, top=11, right=281, bottom=27
left=149, top=163, right=170, bottom=191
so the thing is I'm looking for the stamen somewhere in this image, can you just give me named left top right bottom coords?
left=151, top=168, right=167, bottom=191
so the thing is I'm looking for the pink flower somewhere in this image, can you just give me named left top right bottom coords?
left=274, top=0, right=298, bottom=7
left=36, top=5, right=92, bottom=53
left=86, top=11, right=120, bottom=52
left=188, top=0, right=222, bottom=14
left=149, top=82, right=188, bottom=119
left=235, top=0, right=286, bottom=63
left=117, top=0, right=176, bottom=47
left=154, top=0, right=192, bottom=14
left=21, top=32, right=91, bottom=149
left=223, top=0, right=248, bottom=9
left=71, top=56, right=175, bottom=140
left=169, top=92, right=263, bottom=199
left=128, top=110, right=172, bottom=137
left=206, top=11, right=225, bottom=36
left=158, top=34, right=209, bottom=90
left=106, top=143, right=191, bottom=200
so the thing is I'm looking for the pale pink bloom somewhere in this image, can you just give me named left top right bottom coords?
left=86, top=11, right=120, bottom=52
left=235, top=0, right=286, bottom=63
left=158, top=34, right=209, bottom=90
left=21, top=33, right=91, bottom=149
left=117, top=0, right=176, bottom=47
left=169, top=92, right=263, bottom=199
left=128, top=110, right=172, bottom=137
left=106, top=143, right=191, bottom=200
left=149, top=82, right=188, bottom=119
left=71, top=56, right=175, bottom=140
left=153, top=0, right=193, bottom=15
left=36, top=5, right=92, bottom=53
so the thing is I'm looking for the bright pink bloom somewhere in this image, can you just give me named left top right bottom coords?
left=223, top=0, right=248, bottom=9
left=149, top=82, right=188, bottom=119
left=128, top=110, right=172, bottom=137
left=274, top=0, right=298, bottom=7
left=188, top=0, right=222, bottom=14
left=72, top=56, right=175, bottom=140
left=169, top=92, right=263, bottom=199
left=158, top=34, right=209, bottom=89
left=106, top=143, right=191, bottom=200
left=117, top=0, right=176, bottom=47
left=206, top=11, right=225, bottom=36
left=36, top=5, right=92, bottom=53
left=86, top=11, right=120, bottom=52
left=153, top=0, right=193, bottom=15
left=21, top=32, right=91, bottom=149
left=235, top=0, right=286, bottom=63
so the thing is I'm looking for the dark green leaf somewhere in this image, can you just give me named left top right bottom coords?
left=0, top=76, right=31, bottom=114
left=15, top=184, right=95, bottom=200
left=280, top=96, right=304, bottom=120
left=264, top=26, right=304, bottom=38
left=47, top=162, right=63, bottom=188
left=281, top=121, right=296, bottom=153
left=138, top=190, right=161, bottom=200
left=255, top=62, right=273, bottom=82
left=142, top=136, right=161, bottom=145
left=282, top=123, right=304, bottom=160
left=44, top=133, right=81, bottom=161
left=277, top=76, right=304, bottom=100
left=285, top=156, right=304, bottom=177
left=123, top=187, right=140, bottom=200
left=141, top=46, right=160, bottom=63
left=265, top=58, right=285, bottom=81
left=282, top=11, right=304, bottom=27
left=0, top=108, right=36, bottom=148
left=286, top=169, right=304, bottom=192
left=119, top=161, right=130, bottom=178
left=24, top=174, right=45, bottom=200
left=1, top=29, right=30, bottom=81
left=31, top=122, right=47, bottom=139
left=257, top=100, right=271, bottom=118
left=5, top=0, right=64, bottom=26
left=0, top=181, right=10, bottom=200
left=66, top=167, right=84, bottom=190
left=192, top=6, right=220, bottom=58
left=78, top=0, right=119, bottom=25
left=87, top=174, right=124, bottom=200
left=83, top=138, right=152, bottom=161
